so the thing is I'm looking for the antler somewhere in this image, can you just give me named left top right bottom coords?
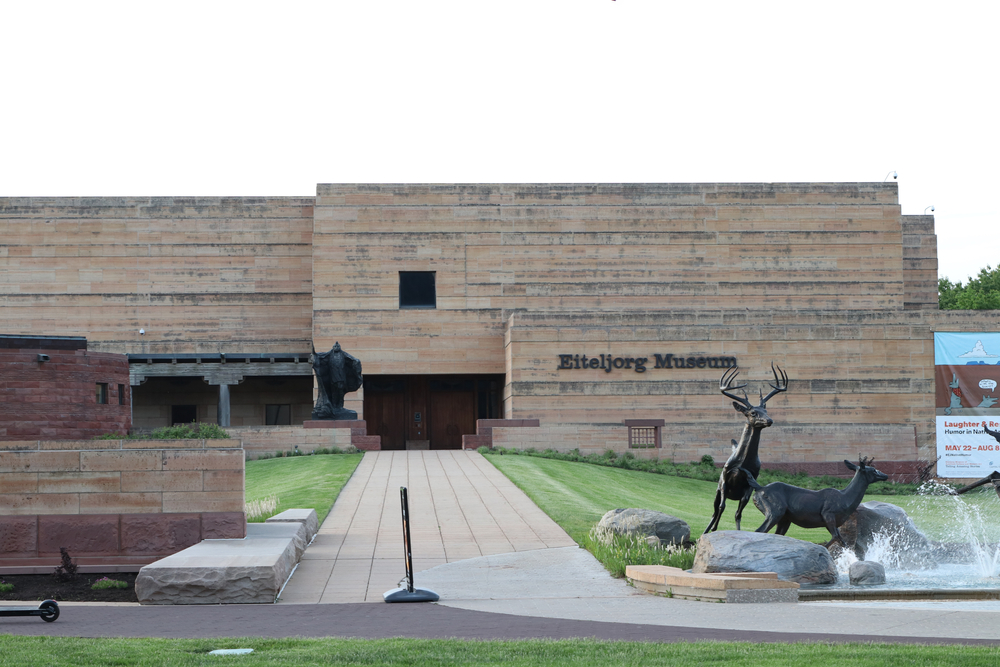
left=759, top=362, right=788, bottom=406
left=859, top=454, right=874, bottom=467
left=720, top=366, right=751, bottom=407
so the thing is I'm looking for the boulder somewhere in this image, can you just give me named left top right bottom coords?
left=837, top=501, right=933, bottom=568
left=597, top=508, right=690, bottom=546
left=693, top=530, right=837, bottom=584
left=849, top=560, right=886, bottom=586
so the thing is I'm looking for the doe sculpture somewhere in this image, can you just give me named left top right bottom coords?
left=703, top=363, right=788, bottom=535
left=741, top=455, right=888, bottom=547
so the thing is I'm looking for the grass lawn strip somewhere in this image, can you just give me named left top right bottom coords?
left=486, top=454, right=829, bottom=544
left=1, top=636, right=1000, bottom=666
left=243, top=454, right=362, bottom=524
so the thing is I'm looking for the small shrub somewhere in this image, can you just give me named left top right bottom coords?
left=700, top=454, right=715, bottom=467
left=343, top=446, right=359, bottom=454
left=0, top=580, right=13, bottom=593
left=95, top=422, right=231, bottom=440
left=582, top=525, right=696, bottom=578
left=54, top=548, right=78, bottom=582
left=245, top=494, right=279, bottom=521
left=91, top=577, right=128, bottom=590
left=477, top=446, right=490, bottom=454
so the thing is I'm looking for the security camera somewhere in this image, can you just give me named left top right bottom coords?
left=139, top=329, right=145, bottom=335
left=892, top=172, right=897, bottom=180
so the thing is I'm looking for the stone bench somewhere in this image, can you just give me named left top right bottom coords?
left=265, top=508, right=319, bottom=542
left=626, top=565, right=799, bottom=603
left=136, top=515, right=315, bottom=605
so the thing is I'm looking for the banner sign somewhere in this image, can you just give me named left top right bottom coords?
left=935, top=332, right=1000, bottom=475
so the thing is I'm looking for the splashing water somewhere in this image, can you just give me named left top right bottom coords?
left=821, top=481, right=1000, bottom=589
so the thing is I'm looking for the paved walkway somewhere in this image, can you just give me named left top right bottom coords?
left=278, top=450, right=575, bottom=603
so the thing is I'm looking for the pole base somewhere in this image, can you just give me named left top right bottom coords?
left=383, top=587, right=440, bottom=603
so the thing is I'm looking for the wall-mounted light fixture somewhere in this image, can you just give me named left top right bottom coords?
left=37, top=354, right=50, bottom=362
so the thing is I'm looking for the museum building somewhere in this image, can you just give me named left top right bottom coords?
left=2, top=183, right=995, bottom=475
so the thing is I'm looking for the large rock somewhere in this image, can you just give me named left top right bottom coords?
left=597, top=508, right=690, bottom=546
left=838, top=501, right=933, bottom=568
left=693, top=531, right=837, bottom=585
left=849, top=560, right=886, bottom=586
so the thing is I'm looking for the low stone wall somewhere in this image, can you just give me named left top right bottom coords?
left=488, top=422, right=923, bottom=479
left=229, top=422, right=380, bottom=457
left=0, top=439, right=245, bottom=573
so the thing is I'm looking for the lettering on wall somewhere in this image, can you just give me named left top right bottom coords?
left=556, top=353, right=737, bottom=373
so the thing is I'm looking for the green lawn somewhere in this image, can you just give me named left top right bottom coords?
left=488, top=454, right=841, bottom=544
left=1, top=636, right=999, bottom=666
left=244, top=454, right=362, bottom=524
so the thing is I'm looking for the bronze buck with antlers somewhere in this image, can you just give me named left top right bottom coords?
left=703, top=363, right=788, bottom=535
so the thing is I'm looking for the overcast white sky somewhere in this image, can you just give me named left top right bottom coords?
left=1, top=1, right=996, bottom=282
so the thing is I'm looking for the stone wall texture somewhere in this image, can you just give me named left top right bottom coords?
left=0, top=345, right=131, bottom=441
left=0, top=439, right=245, bottom=571
left=0, top=197, right=315, bottom=355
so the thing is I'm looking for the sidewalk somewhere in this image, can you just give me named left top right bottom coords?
left=278, top=450, right=575, bottom=603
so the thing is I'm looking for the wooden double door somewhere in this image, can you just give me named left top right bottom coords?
left=364, top=375, right=503, bottom=450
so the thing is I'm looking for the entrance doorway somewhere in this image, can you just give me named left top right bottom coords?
left=364, top=375, right=503, bottom=450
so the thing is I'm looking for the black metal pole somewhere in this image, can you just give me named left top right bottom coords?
left=383, top=485, right=439, bottom=602
left=400, top=486, right=414, bottom=593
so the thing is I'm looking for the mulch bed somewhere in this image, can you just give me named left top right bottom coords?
left=0, top=573, right=138, bottom=603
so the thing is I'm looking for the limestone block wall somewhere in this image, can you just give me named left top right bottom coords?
left=229, top=421, right=379, bottom=456
left=500, top=309, right=1000, bottom=472
left=229, top=425, right=354, bottom=456
left=0, top=341, right=131, bottom=441
left=0, top=439, right=245, bottom=572
left=0, top=197, right=315, bottom=355
left=901, top=215, right=938, bottom=310
left=312, top=183, right=906, bottom=376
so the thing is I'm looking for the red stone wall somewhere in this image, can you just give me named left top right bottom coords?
left=0, top=347, right=131, bottom=440
left=0, top=440, right=245, bottom=573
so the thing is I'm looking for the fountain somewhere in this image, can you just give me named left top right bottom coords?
left=802, top=482, right=1000, bottom=599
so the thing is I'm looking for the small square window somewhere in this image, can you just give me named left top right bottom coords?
left=628, top=427, right=658, bottom=448
left=266, top=404, right=291, bottom=425
left=96, top=383, right=108, bottom=405
left=625, top=419, right=663, bottom=449
left=399, top=272, right=436, bottom=309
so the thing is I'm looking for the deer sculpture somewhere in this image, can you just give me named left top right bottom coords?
left=703, top=363, right=788, bottom=534
left=741, top=455, right=888, bottom=547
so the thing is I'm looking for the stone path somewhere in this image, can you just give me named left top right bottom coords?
left=278, top=450, right=575, bottom=603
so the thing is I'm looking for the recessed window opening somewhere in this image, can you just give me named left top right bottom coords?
left=399, top=272, right=436, bottom=309
left=628, top=427, right=658, bottom=448
left=171, top=404, right=197, bottom=425
left=96, top=383, right=108, bottom=404
left=266, top=404, right=292, bottom=425
left=625, top=419, right=663, bottom=449
left=118, top=384, right=126, bottom=405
